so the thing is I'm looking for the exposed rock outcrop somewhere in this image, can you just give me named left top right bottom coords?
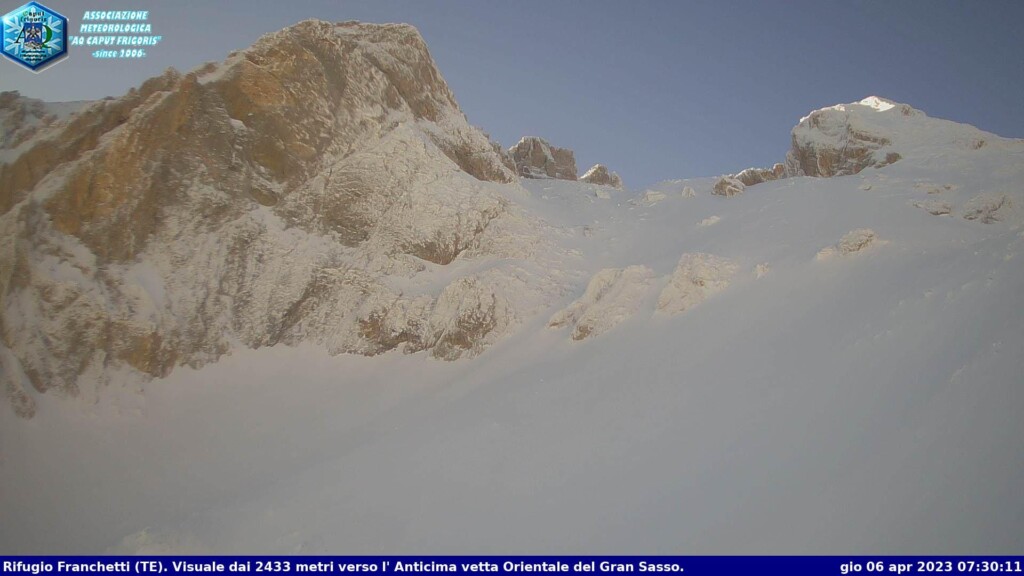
left=712, top=163, right=786, bottom=196
left=508, top=137, right=578, bottom=180
left=580, top=164, right=623, bottom=189
left=712, top=176, right=745, bottom=197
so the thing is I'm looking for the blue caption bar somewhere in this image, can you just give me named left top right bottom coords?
left=2, top=557, right=1023, bottom=576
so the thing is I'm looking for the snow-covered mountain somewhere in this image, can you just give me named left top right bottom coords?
left=2, top=21, right=1023, bottom=554
left=0, top=21, right=568, bottom=418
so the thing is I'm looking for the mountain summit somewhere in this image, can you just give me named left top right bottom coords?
left=787, top=96, right=994, bottom=178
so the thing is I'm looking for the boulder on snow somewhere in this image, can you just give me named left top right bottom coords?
left=508, top=136, right=578, bottom=180
left=816, top=228, right=882, bottom=260
left=712, top=176, right=745, bottom=197
left=657, top=253, right=738, bottom=315
left=580, top=164, right=624, bottom=189
left=912, top=199, right=952, bottom=216
left=549, top=266, right=654, bottom=340
left=642, top=190, right=667, bottom=203
left=429, top=276, right=515, bottom=360
left=962, top=193, right=1012, bottom=224
left=913, top=182, right=956, bottom=195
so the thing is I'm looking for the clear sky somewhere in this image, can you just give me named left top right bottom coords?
left=2, top=0, right=1023, bottom=187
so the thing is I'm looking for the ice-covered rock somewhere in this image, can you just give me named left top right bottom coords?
left=656, top=253, right=738, bottom=315
left=549, top=266, right=654, bottom=340
left=580, top=164, right=624, bottom=189
left=734, top=163, right=787, bottom=186
left=508, top=137, right=578, bottom=180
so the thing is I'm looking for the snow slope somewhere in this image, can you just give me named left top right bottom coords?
left=3, top=93, right=1023, bottom=553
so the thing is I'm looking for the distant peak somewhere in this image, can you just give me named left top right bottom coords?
left=509, top=137, right=578, bottom=181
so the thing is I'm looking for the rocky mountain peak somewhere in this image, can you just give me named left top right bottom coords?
left=0, top=20, right=546, bottom=417
left=509, top=137, right=578, bottom=180
left=580, top=164, right=624, bottom=189
left=785, top=95, right=994, bottom=178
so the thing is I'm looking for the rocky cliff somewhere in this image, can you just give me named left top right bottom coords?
left=508, top=136, right=578, bottom=180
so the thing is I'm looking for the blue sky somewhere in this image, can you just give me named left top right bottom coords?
left=2, top=0, right=1023, bottom=187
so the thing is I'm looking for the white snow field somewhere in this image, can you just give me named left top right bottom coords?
left=3, top=98, right=1024, bottom=554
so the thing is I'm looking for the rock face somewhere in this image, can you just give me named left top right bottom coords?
left=0, top=93, right=94, bottom=213
left=508, top=137, right=578, bottom=180
left=580, top=164, right=623, bottom=189
left=0, top=20, right=555, bottom=417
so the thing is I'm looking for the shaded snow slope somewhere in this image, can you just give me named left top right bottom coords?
left=3, top=98, right=1023, bottom=552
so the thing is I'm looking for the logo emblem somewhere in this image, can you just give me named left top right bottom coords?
left=3, top=2, right=67, bottom=72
